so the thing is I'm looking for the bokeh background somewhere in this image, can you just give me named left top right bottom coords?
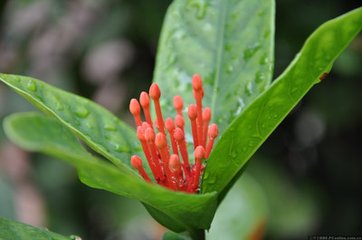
left=0, top=0, right=361, bottom=239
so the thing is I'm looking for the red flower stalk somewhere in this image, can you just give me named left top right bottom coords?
left=129, top=74, right=219, bottom=193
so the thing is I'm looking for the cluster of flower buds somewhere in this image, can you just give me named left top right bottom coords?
left=129, top=74, right=218, bottom=193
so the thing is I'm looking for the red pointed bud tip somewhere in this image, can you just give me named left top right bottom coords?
left=188, top=104, right=197, bottom=120
left=155, top=132, right=167, bottom=149
left=131, top=155, right=143, bottom=170
left=208, top=124, right=218, bottom=139
left=136, top=126, right=145, bottom=141
left=144, top=127, right=155, bottom=142
left=149, top=83, right=161, bottom=100
left=192, top=74, right=203, bottom=91
left=202, top=107, right=211, bottom=122
left=173, top=95, right=183, bottom=111
left=165, top=117, right=175, bottom=131
left=174, top=127, right=184, bottom=141
left=194, top=146, right=205, bottom=159
left=175, top=115, right=185, bottom=128
left=169, top=154, right=181, bottom=173
left=129, top=99, right=140, bottom=115
left=139, top=91, right=150, bottom=107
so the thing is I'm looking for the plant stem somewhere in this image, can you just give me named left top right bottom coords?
left=190, top=229, right=205, bottom=240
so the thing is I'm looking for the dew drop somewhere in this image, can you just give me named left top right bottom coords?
left=113, top=143, right=121, bottom=151
left=26, top=80, right=37, bottom=92
left=259, top=56, right=268, bottom=65
left=113, top=143, right=128, bottom=153
left=291, top=87, right=298, bottom=94
left=243, top=43, right=261, bottom=61
left=246, top=82, right=254, bottom=95
left=227, top=64, right=234, bottom=73
left=75, top=107, right=89, bottom=118
left=173, top=30, right=185, bottom=40
left=255, top=72, right=265, bottom=83
left=190, top=0, right=208, bottom=19
left=85, top=122, right=94, bottom=129
left=104, top=123, right=117, bottom=131
left=234, top=98, right=245, bottom=116
left=50, top=95, right=64, bottom=111
left=248, top=141, right=255, bottom=147
left=69, top=235, right=82, bottom=240
left=230, top=151, right=237, bottom=159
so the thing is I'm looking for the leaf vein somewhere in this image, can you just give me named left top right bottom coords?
left=210, top=0, right=229, bottom=121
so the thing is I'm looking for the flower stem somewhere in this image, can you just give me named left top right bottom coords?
left=189, top=229, right=205, bottom=240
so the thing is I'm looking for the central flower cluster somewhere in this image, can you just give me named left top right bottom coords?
left=129, top=74, right=218, bottom=193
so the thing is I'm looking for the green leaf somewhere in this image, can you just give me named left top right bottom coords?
left=3, top=112, right=218, bottom=232
left=0, top=216, right=69, bottom=240
left=154, top=0, right=275, bottom=133
left=0, top=73, right=138, bottom=171
left=206, top=173, right=268, bottom=240
left=202, top=8, right=362, bottom=198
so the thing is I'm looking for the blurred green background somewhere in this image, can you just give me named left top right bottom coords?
left=0, top=0, right=361, bottom=239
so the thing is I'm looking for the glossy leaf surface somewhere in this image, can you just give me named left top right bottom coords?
left=202, top=8, right=362, bottom=198
left=0, top=217, right=69, bottom=240
left=154, top=0, right=275, bottom=133
left=0, top=73, right=138, bottom=171
left=3, top=112, right=218, bottom=232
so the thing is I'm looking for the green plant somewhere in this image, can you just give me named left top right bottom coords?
left=0, top=0, right=361, bottom=239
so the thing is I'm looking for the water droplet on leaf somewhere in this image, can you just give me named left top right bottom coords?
left=69, top=235, right=82, bottom=240
left=26, top=80, right=37, bottom=92
left=246, top=82, right=254, bottom=95
left=243, top=43, right=261, bottom=60
left=190, top=0, right=208, bottom=19
left=113, top=143, right=121, bottom=151
left=85, top=122, right=94, bottom=129
left=230, top=151, right=237, bottom=159
left=113, top=143, right=128, bottom=153
left=248, top=141, right=255, bottom=147
left=75, top=107, right=89, bottom=118
left=104, top=123, right=116, bottom=131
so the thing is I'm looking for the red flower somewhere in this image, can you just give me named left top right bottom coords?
left=129, top=74, right=218, bottom=193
